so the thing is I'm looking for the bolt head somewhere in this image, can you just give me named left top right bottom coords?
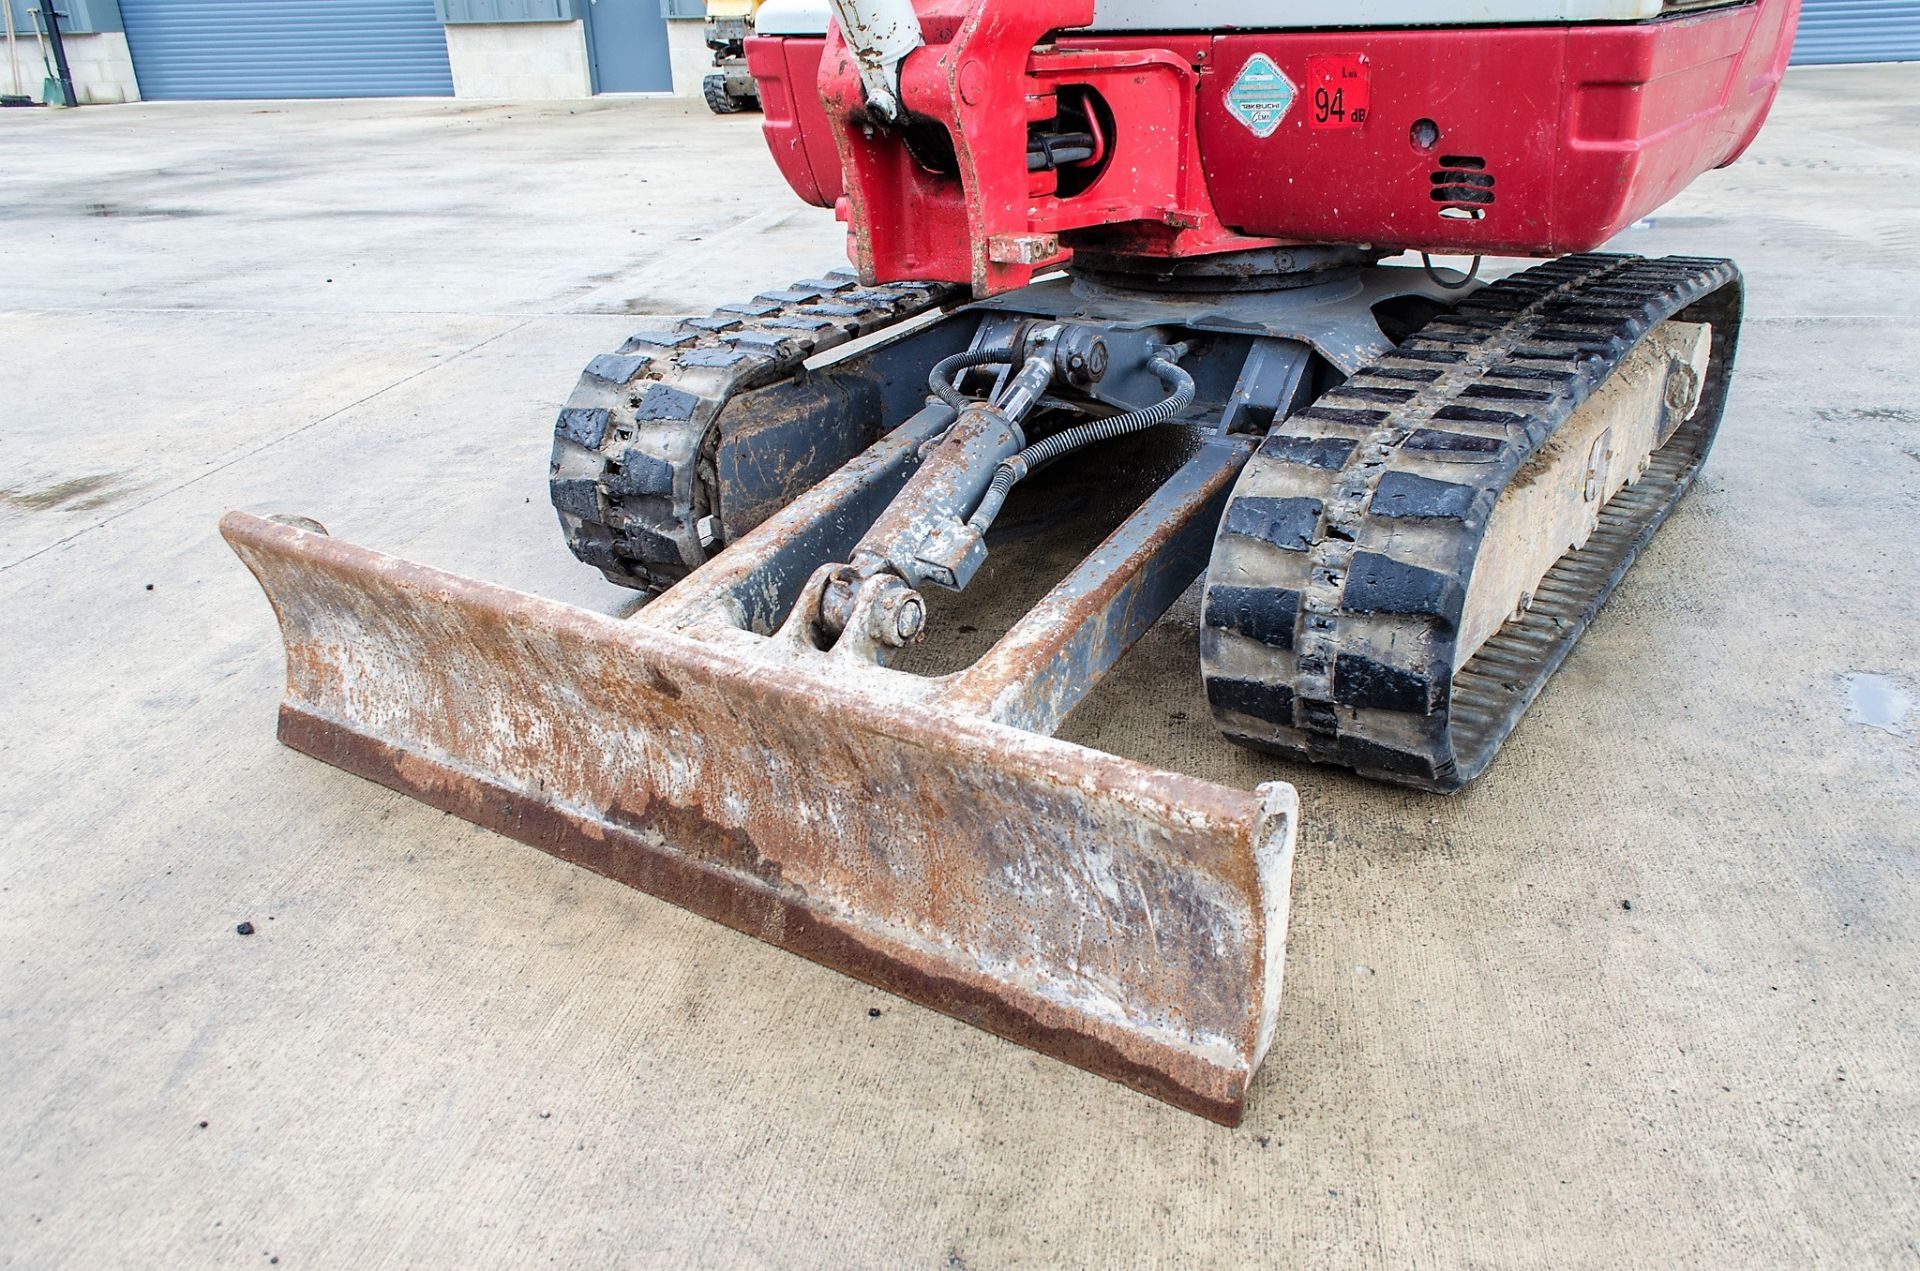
left=1087, top=340, right=1108, bottom=380
left=859, top=578, right=928, bottom=648
left=895, top=596, right=926, bottom=642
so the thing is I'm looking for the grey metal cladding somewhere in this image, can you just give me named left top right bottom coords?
left=1793, top=0, right=1920, bottom=64
left=435, top=0, right=581, bottom=23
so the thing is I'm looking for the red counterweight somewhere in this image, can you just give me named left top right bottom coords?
left=747, top=0, right=1798, bottom=295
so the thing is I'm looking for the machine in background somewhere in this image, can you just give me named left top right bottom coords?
left=702, top=0, right=829, bottom=113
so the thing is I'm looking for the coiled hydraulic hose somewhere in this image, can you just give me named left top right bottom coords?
left=967, top=346, right=1194, bottom=534
left=917, top=350, right=1098, bottom=460
left=929, top=347, right=1015, bottom=413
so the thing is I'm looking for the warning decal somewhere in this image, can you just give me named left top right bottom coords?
left=1224, top=54, right=1296, bottom=140
left=1306, top=54, right=1371, bottom=130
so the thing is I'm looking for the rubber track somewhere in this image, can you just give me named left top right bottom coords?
left=702, top=73, right=747, bottom=115
left=550, top=271, right=960, bottom=592
left=1200, top=253, right=1744, bottom=792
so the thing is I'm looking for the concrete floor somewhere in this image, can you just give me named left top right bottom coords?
left=2, top=70, right=1917, bottom=1268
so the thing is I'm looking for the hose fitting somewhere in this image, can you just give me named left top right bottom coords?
left=966, top=346, right=1195, bottom=534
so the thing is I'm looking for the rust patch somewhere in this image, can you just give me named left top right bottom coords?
left=605, top=794, right=789, bottom=890
left=642, top=667, right=684, bottom=701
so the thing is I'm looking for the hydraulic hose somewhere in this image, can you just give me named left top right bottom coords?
left=1033, top=395, right=1091, bottom=416
left=1420, top=252, right=1483, bottom=291
left=968, top=346, right=1194, bottom=534
left=929, top=347, right=1015, bottom=413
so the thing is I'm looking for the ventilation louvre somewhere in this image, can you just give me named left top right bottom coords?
left=1431, top=155, right=1496, bottom=219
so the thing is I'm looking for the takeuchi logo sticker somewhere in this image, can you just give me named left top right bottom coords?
left=1225, top=53, right=1296, bottom=139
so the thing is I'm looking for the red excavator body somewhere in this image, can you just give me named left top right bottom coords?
left=748, top=1, right=1798, bottom=293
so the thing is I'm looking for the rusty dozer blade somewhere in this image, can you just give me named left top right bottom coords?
left=220, top=428, right=1296, bottom=1121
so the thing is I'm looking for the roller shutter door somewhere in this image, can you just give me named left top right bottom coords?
left=1792, top=0, right=1920, bottom=64
left=120, top=0, right=454, bottom=100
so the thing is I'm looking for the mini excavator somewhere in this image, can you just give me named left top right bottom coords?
left=701, top=0, right=768, bottom=113
left=224, top=0, right=1800, bottom=1123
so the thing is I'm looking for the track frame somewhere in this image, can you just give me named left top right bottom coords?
left=1201, top=254, right=1744, bottom=790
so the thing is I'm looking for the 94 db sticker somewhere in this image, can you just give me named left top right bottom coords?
left=1306, top=54, right=1371, bottom=130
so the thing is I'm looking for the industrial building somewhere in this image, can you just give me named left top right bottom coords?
left=4, top=0, right=1915, bottom=106
left=3, top=0, right=713, bottom=104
